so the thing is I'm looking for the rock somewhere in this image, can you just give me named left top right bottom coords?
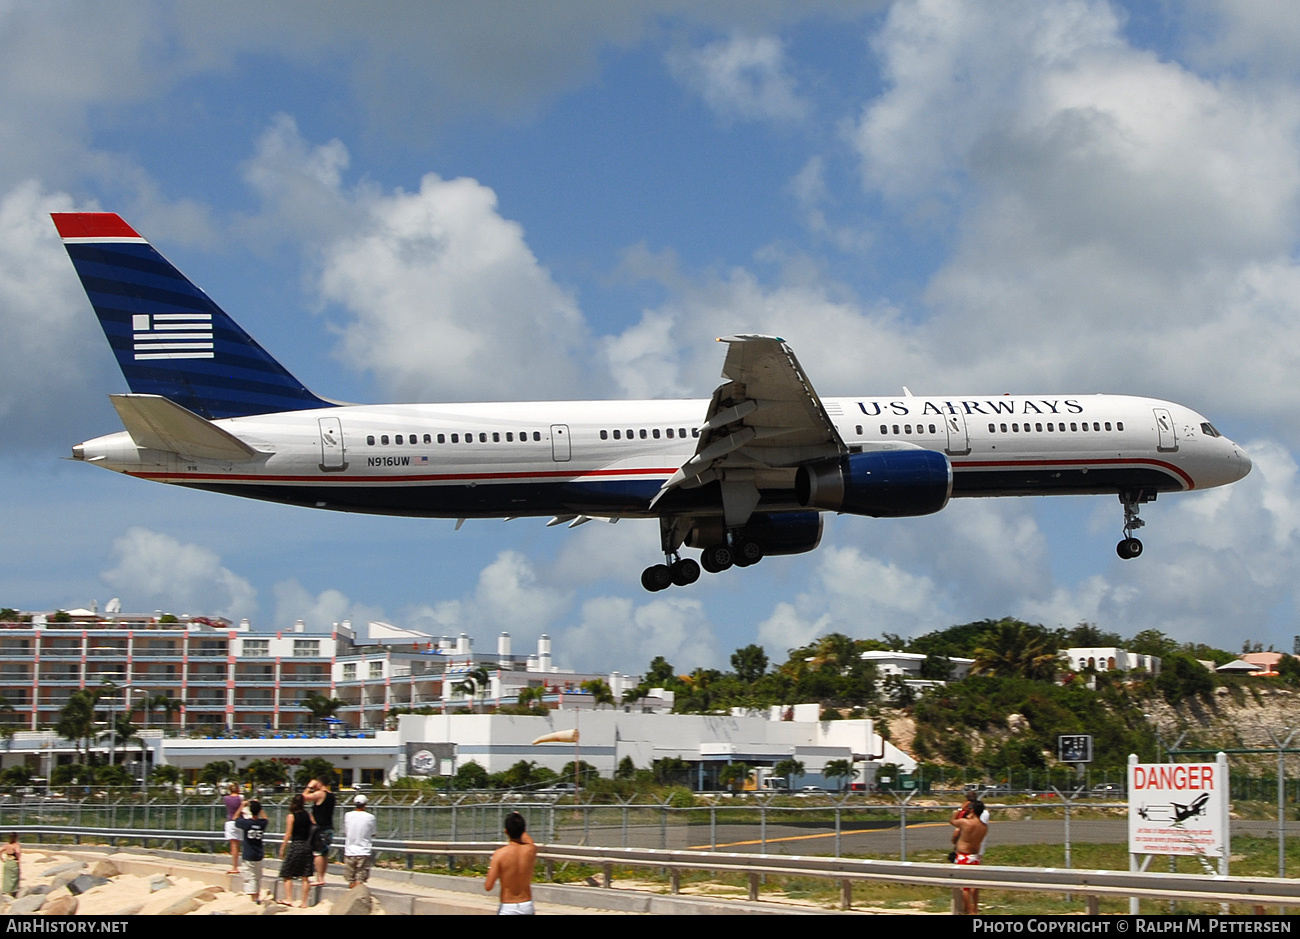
left=17, top=884, right=50, bottom=898
left=1007, top=713, right=1031, bottom=733
left=194, top=886, right=223, bottom=902
left=67, top=874, right=110, bottom=895
left=40, top=861, right=85, bottom=879
left=90, top=859, right=121, bottom=878
left=261, top=901, right=289, bottom=915
left=9, top=895, right=45, bottom=914
left=148, top=874, right=173, bottom=892
left=331, top=884, right=374, bottom=915
left=40, top=894, right=78, bottom=915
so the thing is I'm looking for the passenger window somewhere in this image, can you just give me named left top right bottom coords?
left=1104, top=422, right=1112, bottom=432
left=627, top=429, right=634, bottom=439
left=424, top=434, right=431, bottom=444
left=367, top=435, right=375, bottom=446
left=1000, top=424, right=1007, bottom=433
left=904, top=424, right=912, bottom=434
left=1012, top=424, right=1019, bottom=432
left=395, top=435, right=403, bottom=445
left=507, top=432, right=514, bottom=442
left=381, top=435, right=389, bottom=445
left=437, top=434, right=445, bottom=443
left=1035, top=423, right=1042, bottom=432
left=479, top=433, right=487, bottom=443
left=856, top=425, right=863, bottom=435
left=652, top=428, right=660, bottom=439
left=666, top=428, right=674, bottom=438
left=1081, top=422, right=1089, bottom=431
left=599, top=430, right=607, bottom=440
left=1046, top=423, right=1054, bottom=432
left=679, top=428, right=687, bottom=438
left=1070, top=423, right=1077, bottom=432
left=929, top=424, right=936, bottom=434
left=533, top=432, right=541, bottom=441
left=613, top=429, right=621, bottom=440
left=493, top=432, right=500, bottom=442
left=892, top=425, right=900, bottom=434
left=1093, top=422, right=1100, bottom=431
left=1117, top=422, right=1124, bottom=431
left=639, top=429, right=647, bottom=439
left=988, top=424, right=996, bottom=433
left=451, top=434, right=459, bottom=443
left=691, top=428, right=700, bottom=438
left=880, top=424, right=888, bottom=434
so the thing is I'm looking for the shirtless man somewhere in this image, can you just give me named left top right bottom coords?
left=485, top=812, right=537, bottom=915
left=950, top=797, right=988, bottom=914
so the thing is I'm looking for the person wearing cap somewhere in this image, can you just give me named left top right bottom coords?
left=343, top=793, right=376, bottom=888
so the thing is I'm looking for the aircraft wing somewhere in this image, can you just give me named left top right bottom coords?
left=650, top=335, right=848, bottom=526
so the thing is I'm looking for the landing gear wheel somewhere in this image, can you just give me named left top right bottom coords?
left=732, top=539, right=763, bottom=568
left=702, top=543, right=733, bottom=573
left=640, top=564, right=673, bottom=592
left=1116, top=538, right=1143, bottom=560
left=670, top=558, right=701, bottom=586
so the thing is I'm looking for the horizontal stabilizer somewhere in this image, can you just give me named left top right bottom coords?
left=109, top=394, right=264, bottom=462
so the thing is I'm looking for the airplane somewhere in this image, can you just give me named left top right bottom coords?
left=53, top=212, right=1253, bottom=592
left=1172, top=793, right=1211, bottom=824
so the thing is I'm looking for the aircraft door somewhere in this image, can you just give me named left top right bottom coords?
left=550, top=424, right=571, bottom=462
left=944, top=411, right=971, bottom=456
left=1154, top=408, right=1178, bottom=452
left=318, top=416, right=347, bottom=471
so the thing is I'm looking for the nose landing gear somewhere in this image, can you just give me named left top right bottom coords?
left=1116, top=491, right=1152, bottom=560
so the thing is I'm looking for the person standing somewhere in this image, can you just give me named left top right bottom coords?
left=950, top=796, right=989, bottom=914
left=234, top=799, right=270, bottom=902
left=485, top=812, right=537, bottom=915
left=304, top=776, right=336, bottom=886
left=222, top=783, right=244, bottom=873
left=343, top=794, right=376, bottom=888
left=0, top=833, right=21, bottom=897
left=278, top=793, right=314, bottom=907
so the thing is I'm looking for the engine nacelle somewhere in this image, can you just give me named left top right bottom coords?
left=795, top=449, right=952, bottom=518
left=687, top=511, right=823, bottom=556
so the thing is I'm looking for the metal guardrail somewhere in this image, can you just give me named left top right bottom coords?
left=10, top=823, right=1300, bottom=913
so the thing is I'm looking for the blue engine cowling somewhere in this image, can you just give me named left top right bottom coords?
left=795, top=449, right=952, bottom=517
left=686, top=511, right=823, bottom=556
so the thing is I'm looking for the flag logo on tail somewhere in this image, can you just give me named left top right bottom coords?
left=132, top=313, right=214, bottom=360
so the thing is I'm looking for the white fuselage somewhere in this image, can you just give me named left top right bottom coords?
left=74, top=393, right=1251, bottom=520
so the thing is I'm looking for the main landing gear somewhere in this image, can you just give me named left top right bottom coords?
left=642, top=533, right=764, bottom=591
left=1116, top=491, right=1152, bottom=560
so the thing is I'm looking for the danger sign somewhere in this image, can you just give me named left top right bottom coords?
left=1127, top=753, right=1229, bottom=859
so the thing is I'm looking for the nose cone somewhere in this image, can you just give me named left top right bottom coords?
left=1234, top=445, right=1252, bottom=482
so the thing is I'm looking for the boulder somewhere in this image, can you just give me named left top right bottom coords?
left=67, top=874, right=110, bottom=895
left=40, top=894, right=78, bottom=915
left=90, top=859, right=121, bottom=878
left=331, top=884, right=374, bottom=915
left=9, top=895, right=45, bottom=914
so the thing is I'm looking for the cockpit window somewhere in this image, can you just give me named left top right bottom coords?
left=1200, top=422, right=1221, bottom=438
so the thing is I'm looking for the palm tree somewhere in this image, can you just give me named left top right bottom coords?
left=718, top=762, right=751, bottom=792
left=773, top=758, right=805, bottom=790
left=147, top=693, right=184, bottom=727
left=299, top=693, right=346, bottom=727
left=823, top=759, right=854, bottom=792
left=972, top=620, right=1059, bottom=680
left=579, top=679, right=615, bottom=708
left=55, top=688, right=102, bottom=763
left=516, top=685, right=545, bottom=709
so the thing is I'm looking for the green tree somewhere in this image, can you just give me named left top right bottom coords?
left=55, top=688, right=102, bottom=762
left=972, top=620, right=1059, bottom=681
left=147, top=694, right=184, bottom=726
left=773, top=758, right=805, bottom=789
left=823, top=759, right=854, bottom=792
left=718, top=762, right=750, bottom=791
left=645, top=656, right=676, bottom=687
left=579, top=679, right=615, bottom=707
left=730, top=644, right=769, bottom=683
left=615, top=756, right=637, bottom=780
left=243, top=759, right=289, bottom=791
left=299, top=693, right=346, bottom=724
left=198, top=760, right=236, bottom=785
left=453, top=761, right=489, bottom=790
left=150, top=764, right=181, bottom=787
left=294, top=757, right=338, bottom=788
left=560, top=760, right=600, bottom=786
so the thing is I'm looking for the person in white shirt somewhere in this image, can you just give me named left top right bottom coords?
left=343, top=794, right=377, bottom=888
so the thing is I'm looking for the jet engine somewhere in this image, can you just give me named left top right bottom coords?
left=686, top=511, right=824, bottom=556
left=795, top=449, right=952, bottom=517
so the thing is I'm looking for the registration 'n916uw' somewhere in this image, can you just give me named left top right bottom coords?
left=54, top=213, right=1253, bottom=592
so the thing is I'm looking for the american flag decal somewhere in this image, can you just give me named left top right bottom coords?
left=133, top=313, right=214, bottom=360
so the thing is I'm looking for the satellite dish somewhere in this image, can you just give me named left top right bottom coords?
left=105, top=598, right=122, bottom=614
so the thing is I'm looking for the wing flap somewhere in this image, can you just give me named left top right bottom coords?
left=110, top=394, right=264, bottom=462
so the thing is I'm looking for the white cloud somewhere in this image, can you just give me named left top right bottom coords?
left=317, top=169, right=587, bottom=402
left=668, top=33, right=810, bottom=124
left=405, top=551, right=571, bottom=651
left=0, top=180, right=120, bottom=451
left=270, top=579, right=383, bottom=633
left=100, top=527, right=257, bottom=622
left=560, top=594, right=720, bottom=673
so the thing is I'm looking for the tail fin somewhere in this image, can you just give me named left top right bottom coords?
left=52, top=213, right=333, bottom=420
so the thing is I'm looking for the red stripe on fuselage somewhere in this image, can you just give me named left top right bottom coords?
left=951, top=457, right=1194, bottom=489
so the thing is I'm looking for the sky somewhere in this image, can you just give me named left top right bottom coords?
left=3, top=0, right=1300, bottom=674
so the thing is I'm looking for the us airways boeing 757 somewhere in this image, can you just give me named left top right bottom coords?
left=55, top=213, right=1252, bottom=591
